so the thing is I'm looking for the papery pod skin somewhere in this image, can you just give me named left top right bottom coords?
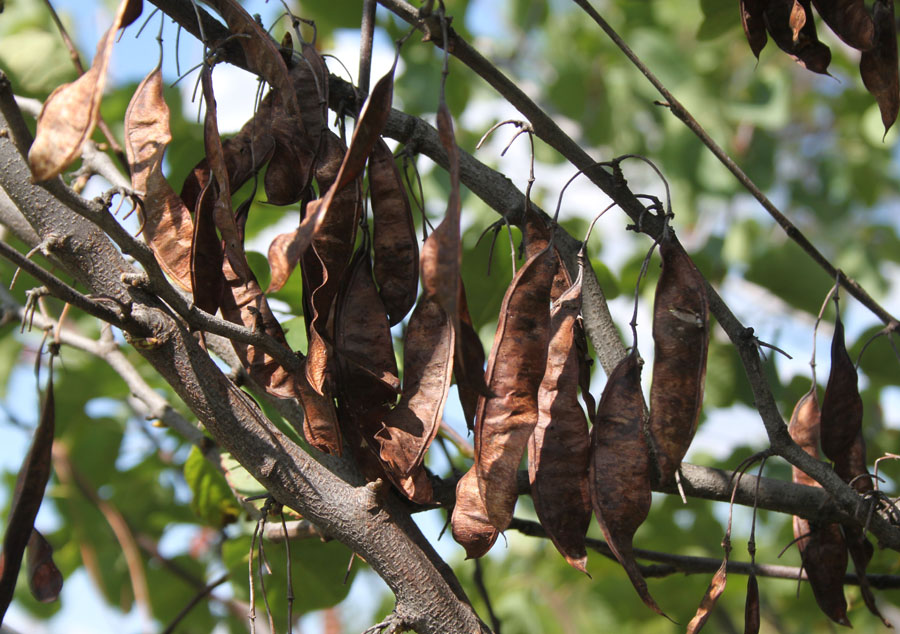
left=591, top=349, right=663, bottom=616
left=860, top=0, right=899, bottom=134
left=475, top=247, right=556, bottom=531
left=451, top=467, right=499, bottom=559
left=687, top=558, right=727, bottom=633
left=744, top=572, right=760, bottom=634
left=741, top=0, right=769, bottom=58
left=811, top=0, right=875, bottom=50
left=647, top=235, right=709, bottom=488
left=529, top=265, right=591, bottom=574
left=788, top=387, right=852, bottom=627
left=763, top=0, right=833, bottom=74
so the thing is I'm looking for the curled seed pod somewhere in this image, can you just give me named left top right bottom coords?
left=476, top=247, right=556, bottom=531
left=820, top=310, right=863, bottom=463
left=687, top=557, right=728, bottom=633
left=296, top=371, right=342, bottom=455
left=788, top=388, right=851, bottom=627
left=124, top=65, right=194, bottom=292
left=647, top=235, right=709, bottom=488
left=451, top=467, right=499, bottom=559
left=764, top=0, right=833, bottom=74
left=860, top=0, right=899, bottom=135
left=591, top=349, right=663, bottom=615
left=530, top=264, right=591, bottom=574
left=369, top=138, right=419, bottom=325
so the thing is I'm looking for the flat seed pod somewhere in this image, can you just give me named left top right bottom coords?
left=860, top=0, right=899, bottom=134
left=369, top=138, right=419, bottom=325
left=820, top=311, right=863, bottom=463
left=591, top=349, right=662, bottom=615
left=376, top=296, right=454, bottom=477
left=744, top=572, right=760, bottom=634
left=189, top=183, right=225, bottom=317
left=530, top=265, right=591, bottom=574
left=475, top=247, right=556, bottom=531
left=741, top=0, right=769, bottom=58
left=451, top=467, right=499, bottom=559
left=811, top=0, right=875, bottom=50
left=647, top=235, right=709, bottom=488
left=455, top=281, right=489, bottom=431
left=296, top=371, right=342, bottom=455
left=788, top=388, right=851, bottom=626
left=28, top=0, right=142, bottom=180
left=124, top=65, right=194, bottom=292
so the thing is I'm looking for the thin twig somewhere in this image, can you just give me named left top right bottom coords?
left=569, top=0, right=897, bottom=329
left=161, top=573, right=229, bottom=634
left=358, top=0, right=377, bottom=104
left=473, top=558, right=501, bottom=634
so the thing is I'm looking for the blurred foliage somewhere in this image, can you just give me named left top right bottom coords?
left=0, top=0, right=899, bottom=632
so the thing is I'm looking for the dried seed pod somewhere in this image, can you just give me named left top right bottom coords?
left=811, top=0, right=875, bottom=50
left=189, top=182, right=225, bottom=317
left=28, top=0, right=142, bottom=180
left=530, top=264, right=591, bottom=574
left=369, top=138, right=419, bottom=325
left=820, top=310, right=863, bottom=463
left=764, top=0, right=833, bottom=74
left=376, top=296, right=454, bottom=477
left=25, top=530, right=62, bottom=603
left=687, top=558, right=728, bottom=633
left=451, top=467, right=499, bottom=559
left=296, top=371, right=342, bottom=455
left=455, top=281, right=488, bottom=431
left=476, top=247, right=556, bottom=531
left=741, top=0, right=768, bottom=58
left=744, top=572, right=760, bottom=634
left=124, top=65, right=194, bottom=292
left=647, top=235, right=709, bottom=488
left=591, top=349, right=662, bottom=615
left=788, top=387, right=852, bottom=627
left=860, top=0, right=899, bottom=134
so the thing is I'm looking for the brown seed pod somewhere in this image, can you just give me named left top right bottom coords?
left=369, top=137, right=419, bottom=326
left=744, top=572, right=760, bottom=634
left=455, top=281, right=489, bottom=431
left=740, top=0, right=769, bottom=59
left=25, top=530, right=62, bottom=603
left=820, top=310, right=863, bottom=464
left=860, top=0, right=899, bottom=134
left=475, top=246, right=556, bottom=531
left=124, top=65, right=194, bottom=292
left=376, top=295, right=454, bottom=477
left=295, top=370, right=342, bottom=456
left=687, top=557, right=728, bottom=633
left=811, top=0, right=875, bottom=50
left=647, top=235, right=709, bottom=488
left=529, top=264, right=591, bottom=574
left=27, top=0, right=142, bottom=181
left=591, top=349, right=662, bottom=615
left=189, top=182, right=225, bottom=317
left=788, top=387, right=852, bottom=627
left=451, top=467, right=499, bottom=559
left=764, top=0, right=833, bottom=74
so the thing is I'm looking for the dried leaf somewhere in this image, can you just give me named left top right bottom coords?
left=124, top=65, right=194, bottom=291
left=744, top=572, right=760, bottom=634
left=811, top=0, right=875, bottom=50
left=764, top=0, right=832, bottom=74
left=0, top=367, right=55, bottom=619
left=25, top=530, right=62, bottom=603
left=530, top=265, right=591, bottom=574
left=376, top=296, right=454, bottom=477
left=476, top=247, right=556, bottom=531
left=28, top=0, right=143, bottom=180
left=741, top=0, right=769, bottom=58
left=369, top=138, right=419, bottom=325
left=820, top=310, right=863, bottom=464
left=451, top=467, right=499, bottom=559
left=686, top=557, right=728, bottom=633
left=647, top=235, right=709, bottom=488
left=591, top=350, right=662, bottom=613
left=860, top=0, right=899, bottom=134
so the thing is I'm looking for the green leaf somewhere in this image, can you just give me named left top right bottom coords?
left=184, top=446, right=241, bottom=528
